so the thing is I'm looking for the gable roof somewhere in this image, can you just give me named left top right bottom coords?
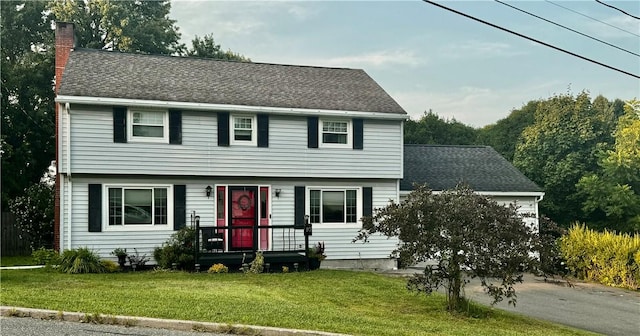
left=402, top=144, right=542, bottom=193
left=58, top=49, right=407, bottom=115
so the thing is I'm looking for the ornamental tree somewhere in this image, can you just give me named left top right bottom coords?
left=357, top=184, right=545, bottom=311
left=9, top=164, right=56, bottom=250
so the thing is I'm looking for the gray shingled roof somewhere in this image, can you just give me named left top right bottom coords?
left=402, top=145, right=542, bottom=192
left=58, top=49, right=406, bottom=114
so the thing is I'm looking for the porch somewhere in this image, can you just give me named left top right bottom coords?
left=193, top=219, right=312, bottom=271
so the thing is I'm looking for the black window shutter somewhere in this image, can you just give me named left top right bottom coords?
left=88, top=184, right=102, bottom=232
left=113, top=107, right=127, bottom=143
left=257, top=114, right=269, bottom=147
left=353, top=118, right=363, bottom=150
left=169, top=109, right=182, bottom=144
left=294, top=186, right=305, bottom=228
left=363, top=187, right=373, bottom=217
left=174, top=185, right=186, bottom=231
left=307, top=117, right=318, bottom=148
left=218, top=112, right=229, bottom=146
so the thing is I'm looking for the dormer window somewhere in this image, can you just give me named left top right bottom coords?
left=231, top=115, right=257, bottom=146
left=127, top=109, right=169, bottom=143
left=320, top=119, right=351, bottom=148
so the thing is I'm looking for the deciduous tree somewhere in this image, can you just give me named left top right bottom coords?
left=477, top=100, right=537, bottom=161
left=577, top=99, right=640, bottom=232
left=357, top=184, right=543, bottom=311
left=404, top=110, right=477, bottom=145
left=186, top=34, right=250, bottom=61
left=513, top=92, right=617, bottom=226
left=1, top=1, right=55, bottom=208
left=50, top=0, right=184, bottom=54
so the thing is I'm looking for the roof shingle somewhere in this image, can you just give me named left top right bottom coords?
left=402, top=145, right=542, bottom=192
left=59, top=49, right=407, bottom=114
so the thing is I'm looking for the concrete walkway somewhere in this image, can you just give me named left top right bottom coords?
left=0, top=265, right=45, bottom=270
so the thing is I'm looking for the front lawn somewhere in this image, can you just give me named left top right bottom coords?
left=0, top=269, right=591, bottom=336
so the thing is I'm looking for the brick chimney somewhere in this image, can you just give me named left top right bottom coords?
left=54, top=22, right=74, bottom=251
left=55, top=22, right=74, bottom=93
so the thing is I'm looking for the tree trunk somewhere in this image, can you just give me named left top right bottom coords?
left=447, top=263, right=462, bottom=311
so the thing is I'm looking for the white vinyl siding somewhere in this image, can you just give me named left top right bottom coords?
left=65, top=105, right=402, bottom=179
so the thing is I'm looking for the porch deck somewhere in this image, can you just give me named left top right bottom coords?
left=193, top=219, right=311, bottom=271
left=196, top=251, right=309, bottom=271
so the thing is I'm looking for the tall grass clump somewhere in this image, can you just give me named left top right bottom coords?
left=58, top=247, right=105, bottom=274
left=559, top=224, right=640, bottom=289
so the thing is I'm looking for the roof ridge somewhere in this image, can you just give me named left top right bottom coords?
left=71, top=48, right=362, bottom=71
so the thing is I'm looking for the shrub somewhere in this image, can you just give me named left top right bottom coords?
left=560, top=224, right=640, bottom=289
left=58, top=247, right=105, bottom=274
left=248, top=251, right=264, bottom=273
left=9, top=181, right=54, bottom=250
left=101, top=260, right=120, bottom=273
left=208, top=263, right=229, bottom=273
left=127, top=248, right=150, bottom=269
left=153, top=227, right=195, bottom=270
left=32, top=248, right=60, bottom=266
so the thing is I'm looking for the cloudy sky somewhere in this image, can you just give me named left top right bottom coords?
left=170, top=0, right=639, bottom=127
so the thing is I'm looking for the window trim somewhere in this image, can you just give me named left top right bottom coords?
left=319, top=119, right=352, bottom=148
left=230, top=114, right=257, bottom=146
left=127, top=108, right=169, bottom=143
left=306, top=186, right=362, bottom=227
left=103, top=184, right=173, bottom=231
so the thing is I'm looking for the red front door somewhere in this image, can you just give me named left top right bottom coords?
left=229, top=187, right=258, bottom=250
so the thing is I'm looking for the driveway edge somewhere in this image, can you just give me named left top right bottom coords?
left=1, top=306, right=348, bottom=336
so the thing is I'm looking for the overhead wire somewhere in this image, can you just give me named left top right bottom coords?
left=495, top=0, right=639, bottom=57
left=545, top=0, right=640, bottom=38
left=421, top=0, right=640, bottom=79
left=595, top=0, right=640, bottom=21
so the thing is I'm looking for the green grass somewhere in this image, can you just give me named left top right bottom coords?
left=0, top=269, right=592, bottom=336
left=0, top=255, right=36, bottom=267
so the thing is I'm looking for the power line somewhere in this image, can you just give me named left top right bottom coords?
left=545, top=0, right=640, bottom=38
left=595, top=0, right=640, bottom=20
left=495, top=0, right=639, bottom=57
left=422, top=0, right=640, bottom=79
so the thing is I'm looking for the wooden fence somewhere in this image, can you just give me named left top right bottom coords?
left=1, top=212, right=31, bottom=256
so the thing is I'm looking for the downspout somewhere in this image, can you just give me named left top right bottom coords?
left=66, top=103, right=72, bottom=250
left=534, top=194, right=544, bottom=233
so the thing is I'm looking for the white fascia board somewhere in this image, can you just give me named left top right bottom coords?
left=55, top=95, right=409, bottom=120
left=399, top=190, right=545, bottom=197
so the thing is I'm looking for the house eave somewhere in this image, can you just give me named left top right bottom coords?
left=55, top=95, right=409, bottom=120
left=399, top=190, right=545, bottom=197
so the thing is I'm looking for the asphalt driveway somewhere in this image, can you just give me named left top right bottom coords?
left=463, top=274, right=640, bottom=336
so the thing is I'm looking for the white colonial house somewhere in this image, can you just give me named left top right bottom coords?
left=53, top=22, right=406, bottom=269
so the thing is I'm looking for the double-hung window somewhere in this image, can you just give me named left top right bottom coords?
left=128, top=109, right=168, bottom=143
left=320, top=120, right=351, bottom=148
left=107, top=185, right=171, bottom=229
left=231, top=115, right=256, bottom=146
left=308, top=187, right=360, bottom=225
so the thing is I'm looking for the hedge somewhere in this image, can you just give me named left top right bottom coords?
left=559, top=224, right=640, bottom=289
